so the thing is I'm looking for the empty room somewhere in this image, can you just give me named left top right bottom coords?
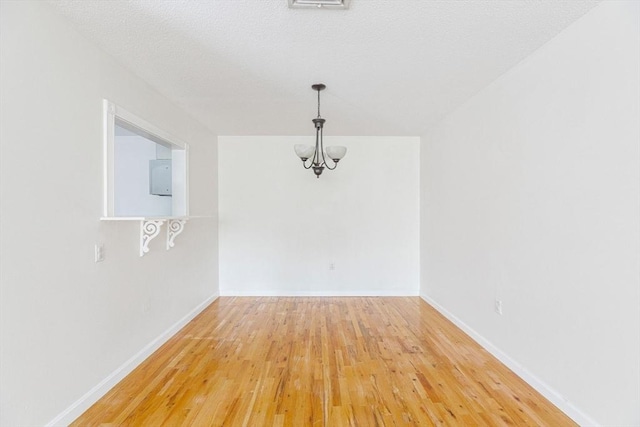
left=0, top=0, right=638, bottom=426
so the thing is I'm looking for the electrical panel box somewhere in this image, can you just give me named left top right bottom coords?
left=149, top=159, right=172, bottom=196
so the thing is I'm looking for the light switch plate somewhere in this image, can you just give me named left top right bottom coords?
left=95, top=244, right=105, bottom=263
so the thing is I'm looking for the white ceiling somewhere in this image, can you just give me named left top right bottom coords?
left=47, top=0, right=600, bottom=136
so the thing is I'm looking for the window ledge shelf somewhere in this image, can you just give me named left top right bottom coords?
left=100, top=215, right=213, bottom=221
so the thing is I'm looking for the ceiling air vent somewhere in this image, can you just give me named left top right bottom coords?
left=288, top=0, right=350, bottom=9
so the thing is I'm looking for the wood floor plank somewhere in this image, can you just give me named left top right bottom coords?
left=72, top=297, right=576, bottom=426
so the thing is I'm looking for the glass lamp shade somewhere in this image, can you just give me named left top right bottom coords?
left=294, top=144, right=315, bottom=160
left=326, top=146, right=347, bottom=161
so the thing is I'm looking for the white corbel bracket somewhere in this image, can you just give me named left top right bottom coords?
left=101, top=216, right=197, bottom=256
left=166, top=219, right=187, bottom=250
left=140, top=219, right=166, bottom=257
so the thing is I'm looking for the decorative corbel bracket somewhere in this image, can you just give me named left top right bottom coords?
left=140, top=219, right=166, bottom=257
left=166, top=219, right=187, bottom=250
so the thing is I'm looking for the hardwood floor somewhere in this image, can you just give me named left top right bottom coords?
left=72, top=297, right=575, bottom=426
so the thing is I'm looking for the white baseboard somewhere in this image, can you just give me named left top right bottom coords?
left=45, top=293, right=219, bottom=427
left=420, top=294, right=599, bottom=427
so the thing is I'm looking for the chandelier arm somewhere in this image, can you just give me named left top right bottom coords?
left=302, top=158, right=314, bottom=169
left=311, top=127, right=321, bottom=166
left=324, top=159, right=338, bottom=170
left=320, top=128, right=338, bottom=170
left=319, top=126, right=327, bottom=166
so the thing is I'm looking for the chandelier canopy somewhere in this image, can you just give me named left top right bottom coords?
left=294, top=84, right=347, bottom=178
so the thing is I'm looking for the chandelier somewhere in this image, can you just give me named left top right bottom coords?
left=294, top=84, right=347, bottom=178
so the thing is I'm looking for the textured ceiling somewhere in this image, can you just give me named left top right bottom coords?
left=47, top=0, right=600, bottom=136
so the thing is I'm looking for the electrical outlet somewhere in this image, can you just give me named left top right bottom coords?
left=495, top=299, right=503, bottom=315
left=329, top=262, right=335, bottom=271
left=95, top=244, right=105, bottom=263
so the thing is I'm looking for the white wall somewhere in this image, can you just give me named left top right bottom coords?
left=420, top=2, right=639, bottom=425
left=0, top=2, right=218, bottom=426
left=219, top=136, right=420, bottom=296
left=114, top=135, right=172, bottom=217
